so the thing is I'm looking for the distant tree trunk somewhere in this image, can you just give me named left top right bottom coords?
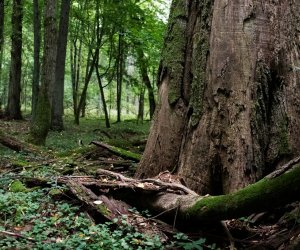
left=116, top=33, right=124, bottom=123
left=136, top=1, right=300, bottom=195
left=51, top=0, right=71, bottom=131
left=70, top=39, right=81, bottom=119
left=6, top=0, right=23, bottom=120
left=74, top=50, right=96, bottom=125
left=95, top=58, right=110, bottom=128
left=137, top=85, right=145, bottom=123
left=0, top=0, right=4, bottom=110
left=137, top=49, right=156, bottom=119
left=32, top=0, right=41, bottom=120
left=81, top=98, right=86, bottom=118
left=28, top=0, right=57, bottom=145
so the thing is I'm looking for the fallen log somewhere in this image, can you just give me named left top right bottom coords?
left=90, top=141, right=141, bottom=162
left=0, top=129, right=50, bottom=158
left=59, top=161, right=300, bottom=229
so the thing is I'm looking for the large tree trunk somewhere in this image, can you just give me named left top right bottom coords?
left=136, top=1, right=300, bottom=195
left=51, top=0, right=71, bottom=131
left=6, top=0, right=23, bottom=120
left=28, top=0, right=57, bottom=145
left=32, top=0, right=41, bottom=120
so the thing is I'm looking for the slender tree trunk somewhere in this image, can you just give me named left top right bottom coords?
left=116, top=33, right=124, bottom=123
left=51, top=0, right=71, bottom=131
left=70, top=39, right=82, bottom=120
left=74, top=50, right=96, bottom=125
left=95, top=58, right=110, bottom=128
left=32, top=0, right=41, bottom=120
left=136, top=0, right=300, bottom=195
left=28, top=0, right=57, bottom=145
left=6, top=0, right=23, bottom=120
left=137, top=49, right=156, bottom=119
left=137, top=86, right=145, bottom=123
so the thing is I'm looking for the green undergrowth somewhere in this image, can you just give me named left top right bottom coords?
left=0, top=118, right=215, bottom=249
left=0, top=171, right=215, bottom=250
left=47, top=117, right=150, bottom=155
left=0, top=173, right=164, bottom=250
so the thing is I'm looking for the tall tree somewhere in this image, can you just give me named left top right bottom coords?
left=32, top=0, right=41, bottom=120
left=136, top=48, right=156, bottom=119
left=6, top=0, right=23, bottom=119
left=0, top=0, right=4, bottom=110
left=28, top=0, right=57, bottom=145
left=51, top=0, right=71, bottom=131
left=136, top=1, right=300, bottom=195
left=116, top=32, right=124, bottom=123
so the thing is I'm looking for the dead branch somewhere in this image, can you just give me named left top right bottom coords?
left=90, top=141, right=141, bottom=162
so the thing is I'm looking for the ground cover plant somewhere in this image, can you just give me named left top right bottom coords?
left=0, top=118, right=215, bottom=250
left=0, top=118, right=299, bottom=249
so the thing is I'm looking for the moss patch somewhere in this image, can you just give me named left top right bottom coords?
left=161, top=0, right=188, bottom=104
left=189, top=0, right=214, bottom=126
left=9, top=180, right=29, bottom=193
left=186, top=165, right=300, bottom=221
left=27, top=90, right=51, bottom=146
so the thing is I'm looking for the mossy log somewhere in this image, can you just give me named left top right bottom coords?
left=90, top=141, right=141, bottom=162
left=0, top=129, right=49, bottom=157
left=56, top=161, right=300, bottom=229
left=132, top=164, right=300, bottom=227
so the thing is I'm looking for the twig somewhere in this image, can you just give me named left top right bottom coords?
left=141, top=178, right=198, bottom=196
left=96, top=169, right=133, bottom=182
left=0, top=230, right=36, bottom=242
left=173, top=205, right=179, bottom=230
left=221, top=221, right=236, bottom=250
left=266, top=156, right=300, bottom=179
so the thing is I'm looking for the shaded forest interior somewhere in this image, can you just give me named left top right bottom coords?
left=0, top=118, right=299, bottom=249
left=0, top=0, right=300, bottom=249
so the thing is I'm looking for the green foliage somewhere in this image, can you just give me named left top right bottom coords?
left=0, top=173, right=164, bottom=250
left=47, top=117, right=150, bottom=154
left=167, top=233, right=218, bottom=250
left=9, top=180, right=29, bottom=193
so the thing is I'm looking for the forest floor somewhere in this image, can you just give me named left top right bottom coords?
left=0, top=117, right=299, bottom=249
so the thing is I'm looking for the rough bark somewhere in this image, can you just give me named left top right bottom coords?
left=6, top=0, right=23, bottom=120
left=28, top=0, right=57, bottom=145
left=136, top=0, right=300, bottom=195
left=31, top=0, right=41, bottom=120
left=51, top=0, right=71, bottom=131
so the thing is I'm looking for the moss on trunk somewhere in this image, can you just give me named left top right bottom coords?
left=161, top=0, right=188, bottom=105
left=28, top=91, right=51, bottom=146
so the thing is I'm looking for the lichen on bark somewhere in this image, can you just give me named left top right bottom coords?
left=189, top=0, right=213, bottom=126
left=161, top=0, right=188, bottom=105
